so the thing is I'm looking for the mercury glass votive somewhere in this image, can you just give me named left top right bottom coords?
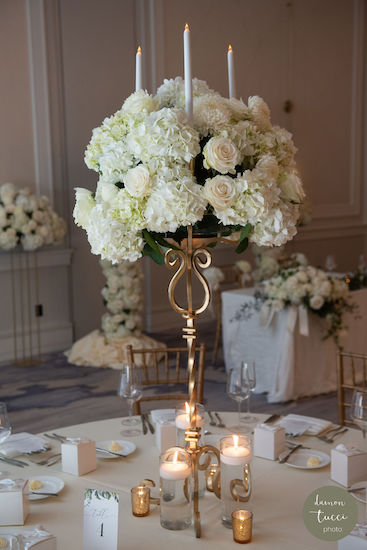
left=131, top=485, right=150, bottom=517
left=220, top=434, right=252, bottom=528
left=232, top=510, right=253, bottom=543
left=160, top=447, right=192, bottom=530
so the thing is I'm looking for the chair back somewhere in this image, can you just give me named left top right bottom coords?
left=337, top=350, right=367, bottom=425
left=126, top=343, right=206, bottom=415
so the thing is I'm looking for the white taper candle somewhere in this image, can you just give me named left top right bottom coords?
left=183, top=23, right=193, bottom=124
left=227, top=44, right=236, bottom=99
left=135, top=46, right=142, bottom=92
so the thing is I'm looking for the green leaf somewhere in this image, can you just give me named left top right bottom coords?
left=152, top=233, right=181, bottom=251
left=143, top=230, right=162, bottom=254
left=239, top=223, right=252, bottom=242
left=142, top=243, right=165, bottom=265
left=236, top=237, right=249, bottom=254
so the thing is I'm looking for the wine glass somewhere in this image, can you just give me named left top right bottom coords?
left=227, top=366, right=251, bottom=430
left=325, top=255, right=337, bottom=272
left=118, top=364, right=142, bottom=437
left=0, top=403, right=11, bottom=446
left=240, top=361, right=257, bottom=425
left=350, top=390, right=367, bottom=438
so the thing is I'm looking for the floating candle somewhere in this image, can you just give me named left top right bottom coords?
left=160, top=450, right=191, bottom=480
left=175, top=402, right=205, bottom=430
left=220, top=435, right=251, bottom=466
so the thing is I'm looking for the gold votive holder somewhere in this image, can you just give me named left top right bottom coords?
left=205, top=462, right=219, bottom=492
left=131, top=485, right=150, bottom=517
left=232, top=510, right=253, bottom=544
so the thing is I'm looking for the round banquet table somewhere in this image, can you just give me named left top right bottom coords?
left=0, top=412, right=366, bottom=549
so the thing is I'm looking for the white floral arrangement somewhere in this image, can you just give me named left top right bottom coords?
left=0, top=183, right=66, bottom=251
left=74, top=77, right=304, bottom=264
left=100, top=259, right=143, bottom=340
left=257, top=265, right=355, bottom=344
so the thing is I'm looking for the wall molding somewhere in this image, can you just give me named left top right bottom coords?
left=312, top=0, right=365, bottom=221
left=0, top=248, right=72, bottom=273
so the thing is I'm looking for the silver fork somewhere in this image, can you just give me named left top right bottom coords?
left=29, top=453, right=61, bottom=466
left=320, top=427, right=348, bottom=443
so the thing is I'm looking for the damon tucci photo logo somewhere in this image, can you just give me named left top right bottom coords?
left=303, top=486, right=358, bottom=541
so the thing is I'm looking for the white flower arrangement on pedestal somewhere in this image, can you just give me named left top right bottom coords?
left=100, top=259, right=143, bottom=340
left=74, top=78, right=304, bottom=264
left=257, top=265, right=356, bottom=344
left=0, top=183, right=66, bottom=251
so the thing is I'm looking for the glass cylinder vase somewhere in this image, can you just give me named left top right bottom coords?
left=160, top=447, right=192, bottom=530
left=220, top=434, right=252, bottom=528
left=175, top=402, right=206, bottom=497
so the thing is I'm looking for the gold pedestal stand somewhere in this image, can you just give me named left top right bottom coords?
left=165, top=225, right=222, bottom=538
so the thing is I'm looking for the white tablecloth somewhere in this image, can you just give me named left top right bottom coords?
left=222, top=288, right=367, bottom=402
left=0, top=413, right=366, bottom=549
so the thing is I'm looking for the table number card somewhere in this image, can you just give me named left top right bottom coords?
left=83, top=488, right=120, bottom=550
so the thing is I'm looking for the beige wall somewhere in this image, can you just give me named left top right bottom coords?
left=1, top=0, right=366, bottom=341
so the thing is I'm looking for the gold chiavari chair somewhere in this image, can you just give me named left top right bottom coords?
left=212, top=264, right=243, bottom=364
left=126, top=343, right=206, bottom=415
left=337, top=350, right=367, bottom=426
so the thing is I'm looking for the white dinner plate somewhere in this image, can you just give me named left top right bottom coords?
left=349, top=481, right=367, bottom=504
left=285, top=448, right=330, bottom=469
left=96, top=440, right=136, bottom=459
left=28, top=476, right=65, bottom=500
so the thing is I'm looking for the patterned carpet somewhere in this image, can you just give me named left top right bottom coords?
left=0, top=320, right=338, bottom=433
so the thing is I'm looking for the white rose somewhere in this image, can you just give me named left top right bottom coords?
left=203, top=136, right=240, bottom=174
left=279, top=172, right=305, bottom=203
left=203, top=175, right=237, bottom=210
left=73, top=188, right=95, bottom=229
left=124, top=165, right=151, bottom=198
left=310, top=295, right=324, bottom=310
left=97, top=181, right=118, bottom=203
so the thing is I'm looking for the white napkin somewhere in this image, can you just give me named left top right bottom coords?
left=277, top=414, right=332, bottom=436
left=150, top=409, right=176, bottom=424
left=0, top=433, right=48, bottom=458
left=278, top=418, right=310, bottom=437
left=259, top=423, right=283, bottom=432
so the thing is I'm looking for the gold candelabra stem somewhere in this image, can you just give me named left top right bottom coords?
left=165, top=224, right=220, bottom=538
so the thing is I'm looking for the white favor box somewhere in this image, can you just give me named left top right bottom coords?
left=254, top=424, right=286, bottom=460
left=61, top=438, right=96, bottom=476
left=156, top=421, right=176, bottom=453
left=331, top=445, right=367, bottom=487
left=0, top=479, right=29, bottom=526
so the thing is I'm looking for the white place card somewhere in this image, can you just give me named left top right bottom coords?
left=83, top=488, right=121, bottom=550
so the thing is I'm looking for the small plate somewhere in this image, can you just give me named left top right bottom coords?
left=285, top=449, right=330, bottom=469
left=28, top=476, right=65, bottom=500
left=96, top=440, right=136, bottom=459
left=349, top=481, right=367, bottom=504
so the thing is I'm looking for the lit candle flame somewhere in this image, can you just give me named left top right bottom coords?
left=228, top=44, right=233, bottom=53
left=233, top=434, right=239, bottom=448
left=185, top=402, right=190, bottom=415
left=173, top=450, right=179, bottom=464
left=137, top=46, right=142, bottom=55
left=185, top=23, right=190, bottom=31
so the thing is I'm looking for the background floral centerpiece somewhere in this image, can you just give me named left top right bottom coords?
left=256, top=265, right=356, bottom=345
left=100, top=259, right=143, bottom=340
left=0, top=183, right=66, bottom=251
left=74, top=77, right=304, bottom=264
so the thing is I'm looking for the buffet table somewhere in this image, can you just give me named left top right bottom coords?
left=0, top=413, right=365, bottom=549
left=222, top=288, right=367, bottom=403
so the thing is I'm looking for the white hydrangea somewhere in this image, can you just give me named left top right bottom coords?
left=145, top=169, right=206, bottom=233
left=193, top=95, right=232, bottom=136
left=74, top=188, right=96, bottom=229
left=86, top=203, right=144, bottom=263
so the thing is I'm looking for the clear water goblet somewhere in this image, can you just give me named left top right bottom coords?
left=351, top=390, right=367, bottom=439
left=227, top=366, right=251, bottom=431
left=118, top=364, right=142, bottom=437
left=240, top=361, right=257, bottom=425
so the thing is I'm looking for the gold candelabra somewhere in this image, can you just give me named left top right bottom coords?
left=165, top=224, right=222, bottom=537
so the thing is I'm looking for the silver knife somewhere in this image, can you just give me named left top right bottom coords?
left=279, top=444, right=302, bottom=464
left=143, top=413, right=155, bottom=434
left=30, top=492, right=58, bottom=497
left=141, top=415, right=148, bottom=435
left=96, top=447, right=126, bottom=457
left=0, top=455, right=28, bottom=467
